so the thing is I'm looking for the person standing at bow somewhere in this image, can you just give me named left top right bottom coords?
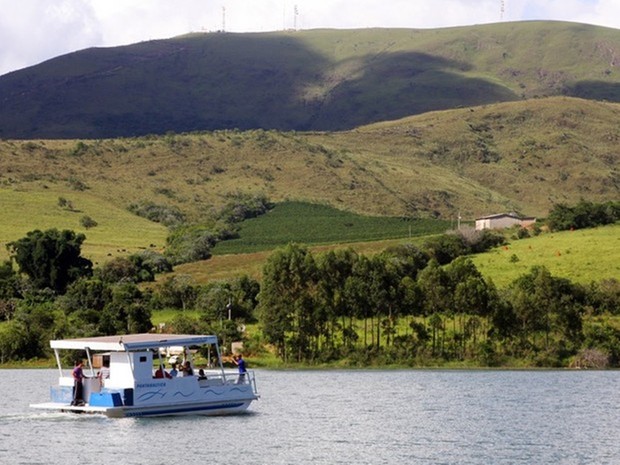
left=233, top=354, right=247, bottom=384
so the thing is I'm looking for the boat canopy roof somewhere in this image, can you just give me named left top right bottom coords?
left=50, top=333, right=218, bottom=352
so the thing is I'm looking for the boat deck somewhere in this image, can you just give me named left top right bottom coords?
left=30, top=402, right=113, bottom=415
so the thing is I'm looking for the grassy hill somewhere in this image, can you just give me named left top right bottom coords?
left=0, top=187, right=168, bottom=264
left=1, top=21, right=620, bottom=138
left=0, top=97, right=618, bottom=249
left=471, top=223, right=620, bottom=288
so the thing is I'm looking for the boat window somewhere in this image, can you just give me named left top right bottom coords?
left=140, top=356, right=147, bottom=363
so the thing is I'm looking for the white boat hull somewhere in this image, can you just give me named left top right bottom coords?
left=31, top=398, right=255, bottom=418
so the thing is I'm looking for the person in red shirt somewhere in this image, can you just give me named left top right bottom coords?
left=154, top=364, right=172, bottom=379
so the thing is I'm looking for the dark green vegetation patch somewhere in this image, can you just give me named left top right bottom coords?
left=213, top=202, right=451, bottom=254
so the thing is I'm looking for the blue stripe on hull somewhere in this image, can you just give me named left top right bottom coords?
left=122, top=401, right=247, bottom=418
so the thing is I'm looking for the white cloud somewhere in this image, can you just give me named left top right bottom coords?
left=508, top=0, right=620, bottom=28
left=0, top=0, right=618, bottom=76
left=0, top=0, right=102, bottom=75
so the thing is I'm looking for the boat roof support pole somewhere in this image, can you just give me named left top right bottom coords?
left=157, top=350, right=164, bottom=369
left=214, top=342, right=226, bottom=382
left=85, top=347, right=95, bottom=377
left=126, top=351, right=134, bottom=374
left=54, top=349, right=63, bottom=377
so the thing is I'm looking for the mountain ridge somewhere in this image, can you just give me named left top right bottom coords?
left=1, top=21, right=619, bottom=139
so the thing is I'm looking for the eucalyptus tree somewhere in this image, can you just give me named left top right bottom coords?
left=417, top=259, right=453, bottom=356
left=378, top=244, right=428, bottom=345
left=316, top=248, right=359, bottom=352
left=417, top=259, right=453, bottom=316
left=371, top=254, right=406, bottom=347
left=227, top=275, right=261, bottom=322
left=158, top=274, right=197, bottom=311
left=258, top=243, right=319, bottom=362
left=343, top=255, right=374, bottom=347
left=193, top=283, right=226, bottom=332
left=508, top=266, right=586, bottom=354
left=447, top=257, right=493, bottom=357
left=193, top=275, right=259, bottom=328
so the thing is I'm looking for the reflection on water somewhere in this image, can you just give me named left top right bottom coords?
left=0, top=369, right=619, bottom=465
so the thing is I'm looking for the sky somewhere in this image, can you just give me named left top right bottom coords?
left=1, top=0, right=619, bottom=76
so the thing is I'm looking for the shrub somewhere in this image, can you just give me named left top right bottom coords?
left=218, top=192, right=273, bottom=224
left=128, top=201, right=186, bottom=227
left=80, top=215, right=98, bottom=229
left=165, top=225, right=218, bottom=264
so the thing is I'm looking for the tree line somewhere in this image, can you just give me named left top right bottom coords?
left=1, top=201, right=619, bottom=367
left=257, top=241, right=619, bottom=368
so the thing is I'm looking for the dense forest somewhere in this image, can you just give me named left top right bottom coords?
left=0, top=200, right=619, bottom=368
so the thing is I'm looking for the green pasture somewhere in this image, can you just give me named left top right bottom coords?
left=179, top=222, right=619, bottom=288
left=472, top=223, right=620, bottom=287
left=213, top=201, right=451, bottom=254
left=0, top=188, right=168, bottom=265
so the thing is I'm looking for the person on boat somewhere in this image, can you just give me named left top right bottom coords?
left=197, top=368, right=207, bottom=380
left=154, top=364, right=172, bottom=379
left=71, top=360, right=85, bottom=406
left=97, top=359, right=110, bottom=381
left=181, top=360, right=194, bottom=377
left=169, top=363, right=178, bottom=377
left=233, top=354, right=247, bottom=384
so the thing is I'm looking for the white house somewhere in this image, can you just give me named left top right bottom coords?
left=475, top=212, right=536, bottom=231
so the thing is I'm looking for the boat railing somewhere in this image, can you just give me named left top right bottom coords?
left=199, top=369, right=258, bottom=395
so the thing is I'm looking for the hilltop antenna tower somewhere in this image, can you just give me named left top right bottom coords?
left=500, top=0, right=505, bottom=21
left=294, top=4, right=299, bottom=30
left=222, top=6, right=226, bottom=32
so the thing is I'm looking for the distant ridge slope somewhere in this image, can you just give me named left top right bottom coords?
left=1, top=21, right=619, bottom=139
left=0, top=97, right=617, bottom=222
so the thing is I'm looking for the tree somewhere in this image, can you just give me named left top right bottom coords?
left=7, top=229, right=92, bottom=294
left=99, top=283, right=152, bottom=335
left=380, top=244, right=429, bottom=279
left=343, top=256, right=374, bottom=347
left=0, top=260, right=20, bottom=301
left=547, top=200, right=620, bottom=231
left=367, top=255, right=402, bottom=347
left=196, top=281, right=232, bottom=322
left=61, top=277, right=111, bottom=314
left=165, top=225, right=218, bottom=264
left=316, top=249, right=359, bottom=351
left=508, top=266, right=586, bottom=353
left=417, top=259, right=452, bottom=316
left=258, top=243, right=318, bottom=362
left=131, top=250, right=173, bottom=275
left=158, top=275, right=197, bottom=310
left=587, top=278, right=620, bottom=315
left=97, top=257, right=140, bottom=284
left=423, top=233, right=468, bottom=265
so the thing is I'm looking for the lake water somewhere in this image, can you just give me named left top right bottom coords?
left=0, top=369, right=618, bottom=465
